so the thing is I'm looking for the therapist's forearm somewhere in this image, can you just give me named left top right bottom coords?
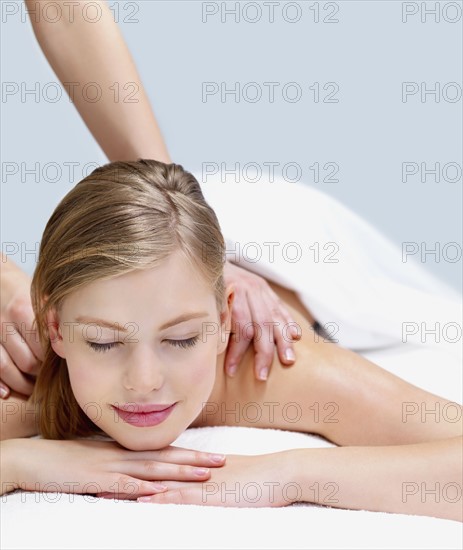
left=294, top=437, right=463, bottom=522
left=25, top=0, right=171, bottom=163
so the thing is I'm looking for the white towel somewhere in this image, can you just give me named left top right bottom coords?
left=197, top=175, right=461, bottom=359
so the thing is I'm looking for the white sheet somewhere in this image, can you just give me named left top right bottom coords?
left=2, top=177, right=461, bottom=549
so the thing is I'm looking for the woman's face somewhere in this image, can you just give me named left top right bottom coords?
left=48, top=249, right=233, bottom=451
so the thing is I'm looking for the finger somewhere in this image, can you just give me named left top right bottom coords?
left=260, top=289, right=299, bottom=367
left=123, top=446, right=226, bottom=468
left=8, top=302, right=44, bottom=371
left=137, top=486, right=205, bottom=505
left=267, top=304, right=298, bottom=366
left=1, top=319, right=41, bottom=377
left=224, top=335, right=250, bottom=378
left=25, top=319, right=45, bottom=364
left=109, top=480, right=197, bottom=496
left=265, top=287, right=302, bottom=342
left=149, top=480, right=192, bottom=490
left=252, top=336, right=275, bottom=381
left=245, top=294, right=277, bottom=381
left=95, top=477, right=169, bottom=500
left=268, top=298, right=300, bottom=343
left=95, top=486, right=167, bottom=501
left=273, top=321, right=297, bottom=367
left=0, top=345, right=36, bottom=397
left=114, top=460, right=213, bottom=482
left=223, top=289, right=253, bottom=377
left=34, top=474, right=168, bottom=501
left=0, top=382, right=9, bottom=399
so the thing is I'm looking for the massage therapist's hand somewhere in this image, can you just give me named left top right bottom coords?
left=0, top=254, right=44, bottom=399
left=136, top=450, right=299, bottom=507
left=223, top=261, right=299, bottom=381
left=2, top=438, right=226, bottom=499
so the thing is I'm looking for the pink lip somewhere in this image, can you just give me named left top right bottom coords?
left=113, top=403, right=177, bottom=428
left=116, top=403, right=176, bottom=414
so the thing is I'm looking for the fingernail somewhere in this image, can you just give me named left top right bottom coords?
left=227, top=364, right=237, bottom=376
left=138, top=496, right=153, bottom=503
left=259, top=368, right=268, bottom=381
left=210, top=454, right=225, bottom=463
left=0, top=386, right=9, bottom=398
left=195, top=468, right=209, bottom=476
left=285, top=349, right=295, bottom=361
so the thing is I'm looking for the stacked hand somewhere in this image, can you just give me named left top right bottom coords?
left=3, top=438, right=227, bottom=499
left=4, top=438, right=300, bottom=508
left=134, top=450, right=299, bottom=507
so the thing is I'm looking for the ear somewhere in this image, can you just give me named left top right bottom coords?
left=40, top=293, right=49, bottom=309
left=45, top=307, right=66, bottom=359
left=217, top=283, right=235, bottom=355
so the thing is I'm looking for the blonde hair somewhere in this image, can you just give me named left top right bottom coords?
left=30, top=159, right=226, bottom=439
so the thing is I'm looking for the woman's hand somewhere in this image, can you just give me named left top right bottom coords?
left=5, top=438, right=226, bottom=500
left=0, top=254, right=44, bottom=399
left=223, top=261, right=299, bottom=381
left=135, top=450, right=299, bottom=507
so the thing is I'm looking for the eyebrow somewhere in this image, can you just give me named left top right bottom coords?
left=74, top=312, right=209, bottom=332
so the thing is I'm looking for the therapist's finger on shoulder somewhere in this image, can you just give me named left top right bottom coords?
left=223, top=290, right=253, bottom=377
left=0, top=345, right=36, bottom=398
left=6, top=297, right=44, bottom=372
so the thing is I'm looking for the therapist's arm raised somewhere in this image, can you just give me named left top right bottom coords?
left=3, top=0, right=298, bottom=399
left=24, top=0, right=170, bottom=163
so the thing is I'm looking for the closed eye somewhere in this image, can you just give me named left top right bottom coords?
left=86, top=336, right=200, bottom=353
left=168, top=336, right=200, bottom=349
left=86, top=341, right=121, bottom=353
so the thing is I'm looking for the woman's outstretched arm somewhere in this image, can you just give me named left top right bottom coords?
left=140, top=437, right=462, bottom=521
left=25, top=0, right=171, bottom=163
left=295, top=342, right=462, bottom=520
left=291, top=435, right=463, bottom=521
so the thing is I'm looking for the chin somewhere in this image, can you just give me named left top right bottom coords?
left=112, top=430, right=180, bottom=451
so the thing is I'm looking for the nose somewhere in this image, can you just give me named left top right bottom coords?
left=123, top=345, right=165, bottom=394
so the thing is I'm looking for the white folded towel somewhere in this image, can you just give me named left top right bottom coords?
left=196, top=175, right=461, bottom=359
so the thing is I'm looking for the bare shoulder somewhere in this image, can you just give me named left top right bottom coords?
left=198, top=276, right=345, bottom=434
left=195, top=273, right=463, bottom=445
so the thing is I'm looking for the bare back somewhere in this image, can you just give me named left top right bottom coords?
left=190, top=278, right=461, bottom=447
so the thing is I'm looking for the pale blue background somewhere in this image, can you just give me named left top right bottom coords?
left=1, top=0, right=462, bottom=291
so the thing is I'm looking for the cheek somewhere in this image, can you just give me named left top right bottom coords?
left=188, top=364, right=214, bottom=387
left=180, top=346, right=217, bottom=388
left=65, top=352, right=104, bottom=401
